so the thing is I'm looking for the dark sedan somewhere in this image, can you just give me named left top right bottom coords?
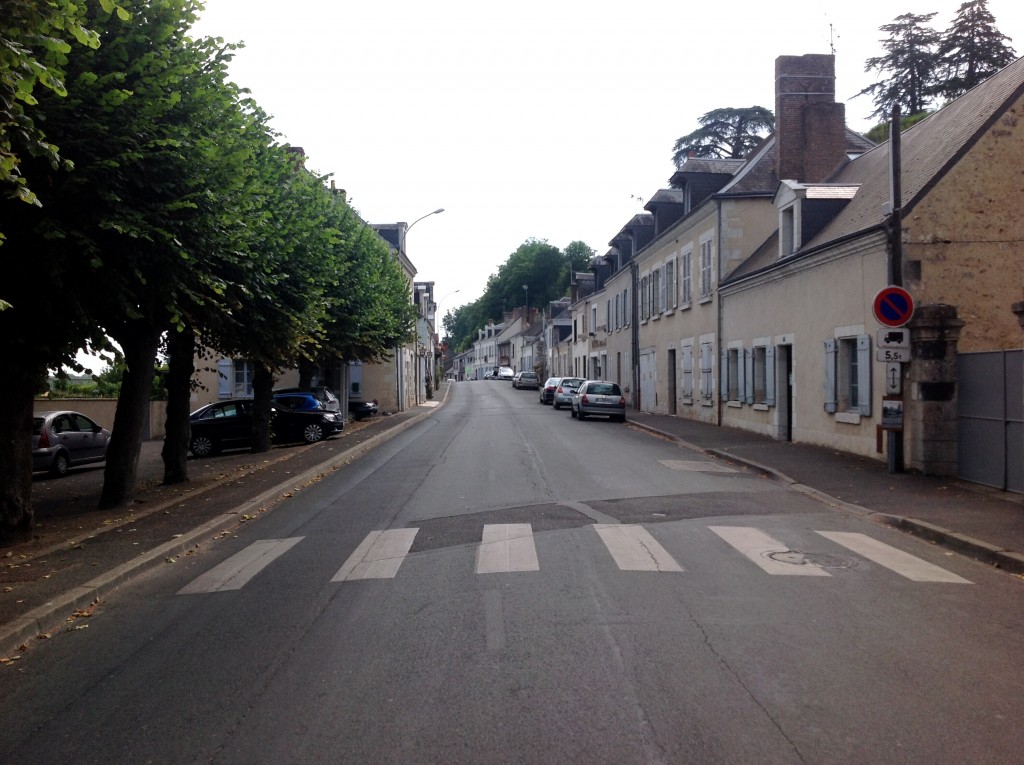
left=187, top=397, right=343, bottom=457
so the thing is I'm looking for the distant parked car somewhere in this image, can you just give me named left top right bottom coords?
left=552, top=377, right=584, bottom=410
left=483, top=370, right=497, bottom=380
left=32, top=410, right=111, bottom=476
left=571, top=380, right=626, bottom=422
left=539, top=377, right=562, bottom=404
left=188, top=397, right=343, bottom=457
left=273, top=386, right=341, bottom=412
left=348, top=399, right=378, bottom=421
left=498, top=366, right=515, bottom=381
left=512, top=371, right=539, bottom=390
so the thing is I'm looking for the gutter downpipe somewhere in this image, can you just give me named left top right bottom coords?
left=630, top=259, right=640, bottom=411
left=887, top=105, right=905, bottom=473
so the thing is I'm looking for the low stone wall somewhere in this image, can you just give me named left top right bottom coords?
left=33, top=399, right=168, bottom=440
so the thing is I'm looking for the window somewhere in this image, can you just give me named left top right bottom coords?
left=640, top=275, right=650, bottom=320
left=700, top=236, right=714, bottom=299
left=723, top=347, right=741, bottom=402
left=591, top=305, right=598, bottom=332
left=681, top=247, right=692, bottom=306
left=614, top=293, right=620, bottom=330
left=652, top=268, right=662, bottom=314
left=665, top=258, right=676, bottom=309
left=681, top=343, right=694, bottom=402
left=699, top=341, right=714, bottom=402
left=218, top=358, right=254, bottom=398
left=824, top=335, right=871, bottom=416
left=623, top=288, right=630, bottom=326
left=781, top=205, right=797, bottom=257
left=750, top=343, right=776, bottom=406
left=606, top=299, right=611, bottom=331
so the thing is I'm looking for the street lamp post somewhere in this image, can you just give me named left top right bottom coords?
left=398, top=207, right=443, bottom=410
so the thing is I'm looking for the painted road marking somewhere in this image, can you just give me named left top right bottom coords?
left=332, top=529, right=419, bottom=581
left=709, top=526, right=831, bottom=576
left=817, top=531, right=972, bottom=583
left=659, top=459, right=737, bottom=473
left=178, top=538, right=304, bottom=594
left=594, top=524, right=684, bottom=572
left=476, top=523, right=540, bottom=574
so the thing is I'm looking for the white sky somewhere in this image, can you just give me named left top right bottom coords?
left=189, top=0, right=1022, bottom=318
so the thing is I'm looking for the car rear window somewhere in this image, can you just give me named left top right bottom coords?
left=561, top=378, right=584, bottom=388
left=588, top=383, right=620, bottom=395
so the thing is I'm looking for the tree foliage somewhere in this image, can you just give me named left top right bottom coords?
left=859, top=2, right=1015, bottom=124
left=672, top=107, right=774, bottom=167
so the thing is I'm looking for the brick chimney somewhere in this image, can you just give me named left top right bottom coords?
left=775, top=54, right=848, bottom=183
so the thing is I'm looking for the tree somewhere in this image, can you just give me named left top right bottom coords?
left=859, top=13, right=942, bottom=122
left=0, top=0, right=128, bottom=239
left=563, top=240, right=595, bottom=282
left=671, top=107, right=774, bottom=167
left=935, top=0, right=1016, bottom=100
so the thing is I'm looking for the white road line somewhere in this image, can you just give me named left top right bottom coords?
left=178, top=537, right=304, bottom=594
left=594, top=524, right=684, bottom=572
left=476, top=524, right=540, bottom=574
left=817, top=531, right=972, bottom=583
left=332, top=528, right=419, bottom=581
left=709, top=526, right=831, bottom=576
left=659, top=459, right=737, bottom=473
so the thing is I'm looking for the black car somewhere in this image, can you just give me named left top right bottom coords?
left=348, top=399, right=378, bottom=421
left=187, top=397, right=343, bottom=457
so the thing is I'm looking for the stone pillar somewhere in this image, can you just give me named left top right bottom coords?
left=906, top=304, right=966, bottom=475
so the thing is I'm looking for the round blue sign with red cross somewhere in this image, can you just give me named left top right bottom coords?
left=873, top=286, right=915, bottom=328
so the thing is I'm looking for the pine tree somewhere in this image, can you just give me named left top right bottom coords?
left=671, top=107, right=774, bottom=167
left=934, top=0, right=1016, bottom=100
left=858, top=13, right=942, bottom=122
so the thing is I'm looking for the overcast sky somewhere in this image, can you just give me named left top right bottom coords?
left=189, top=0, right=1022, bottom=319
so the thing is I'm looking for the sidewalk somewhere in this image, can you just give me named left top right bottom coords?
left=4, top=384, right=1023, bottom=658
left=628, top=411, right=1024, bottom=576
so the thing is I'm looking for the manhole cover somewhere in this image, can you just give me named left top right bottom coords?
left=767, top=550, right=861, bottom=570
left=768, top=550, right=808, bottom=565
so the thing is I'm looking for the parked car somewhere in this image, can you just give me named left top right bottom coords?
left=571, top=380, right=627, bottom=422
left=539, top=376, right=562, bottom=404
left=32, top=410, right=111, bottom=476
left=272, top=385, right=341, bottom=412
left=188, top=397, right=343, bottom=457
left=552, top=377, right=584, bottom=410
left=512, top=371, right=539, bottom=390
left=483, top=370, right=497, bottom=380
left=498, top=366, right=515, bottom=381
left=348, top=399, right=378, bottom=421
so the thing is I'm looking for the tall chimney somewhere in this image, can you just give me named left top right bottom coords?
left=775, top=54, right=847, bottom=183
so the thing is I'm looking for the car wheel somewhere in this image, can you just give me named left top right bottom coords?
left=578, top=410, right=586, bottom=421
left=553, top=402, right=560, bottom=410
left=303, top=423, right=325, bottom=443
left=50, top=451, right=70, bottom=477
left=570, top=409, right=577, bottom=419
left=615, top=415, right=626, bottom=423
left=189, top=435, right=217, bottom=458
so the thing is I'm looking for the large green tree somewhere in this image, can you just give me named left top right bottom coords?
left=671, top=107, right=774, bottom=167
left=935, top=0, right=1016, bottom=100
left=859, top=12, right=943, bottom=122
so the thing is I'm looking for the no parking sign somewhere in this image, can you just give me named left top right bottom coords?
left=873, top=286, right=915, bottom=328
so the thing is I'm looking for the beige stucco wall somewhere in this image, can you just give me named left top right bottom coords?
left=720, top=235, right=890, bottom=460
left=901, top=98, right=1024, bottom=352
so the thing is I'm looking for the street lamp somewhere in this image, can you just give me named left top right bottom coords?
left=406, top=207, right=445, bottom=235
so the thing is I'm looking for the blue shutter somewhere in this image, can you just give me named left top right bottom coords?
left=857, top=334, right=872, bottom=416
left=743, top=348, right=754, bottom=405
left=682, top=345, right=693, bottom=398
left=217, top=358, right=233, bottom=398
left=720, top=348, right=729, bottom=401
left=765, top=346, right=776, bottom=407
left=823, top=340, right=837, bottom=413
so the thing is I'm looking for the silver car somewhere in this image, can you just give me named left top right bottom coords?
left=32, top=410, right=112, bottom=476
left=552, top=377, right=584, bottom=410
left=571, top=380, right=626, bottom=422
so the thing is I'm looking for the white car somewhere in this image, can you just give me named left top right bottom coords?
left=497, top=367, right=515, bottom=381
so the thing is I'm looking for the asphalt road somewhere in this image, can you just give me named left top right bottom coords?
left=4, top=381, right=1024, bottom=764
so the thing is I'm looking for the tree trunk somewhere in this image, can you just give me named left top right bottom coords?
left=0, top=365, right=46, bottom=540
left=99, top=323, right=161, bottom=510
left=297, top=357, right=317, bottom=390
left=251, top=363, right=274, bottom=453
left=161, top=326, right=195, bottom=485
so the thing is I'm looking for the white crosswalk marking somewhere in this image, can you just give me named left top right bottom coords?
left=476, top=524, right=540, bottom=574
left=178, top=537, right=304, bottom=594
left=709, top=526, right=831, bottom=576
left=594, top=524, right=684, bottom=572
left=332, top=528, right=419, bottom=582
left=817, top=531, right=972, bottom=583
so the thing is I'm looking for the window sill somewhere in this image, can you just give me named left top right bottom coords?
left=753, top=403, right=770, bottom=411
left=699, top=296, right=713, bottom=305
left=835, top=412, right=862, bottom=425
left=726, top=400, right=742, bottom=408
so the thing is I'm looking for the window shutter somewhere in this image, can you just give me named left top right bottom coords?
left=682, top=345, right=693, bottom=398
left=720, top=348, right=729, bottom=401
left=743, top=348, right=754, bottom=404
left=217, top=358, right=233, bottom=398
left=857, top=334, right=872, bottom=416
left=823, top=340, right=837, bottom=413
left=765, top=345, right=776, bottom=406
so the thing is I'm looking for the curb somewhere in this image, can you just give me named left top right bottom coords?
left=1, top=394, right=447, bottom=658
left=626, top=416, right=1024, bottom=577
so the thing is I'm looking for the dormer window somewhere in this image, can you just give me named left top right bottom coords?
left=780, top=203, right=799, bottom=257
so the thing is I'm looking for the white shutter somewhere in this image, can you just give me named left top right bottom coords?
left=823, top=340, right=837, bottom=413
left=743, top=348, right=754, bottom=405
left=681, top=345, right=693, bottom=398
left=217, top=358, right=233, bottom=398
left=857, top=334, right=872, bottom=416
left=765, top=346, right=776, bottom=407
